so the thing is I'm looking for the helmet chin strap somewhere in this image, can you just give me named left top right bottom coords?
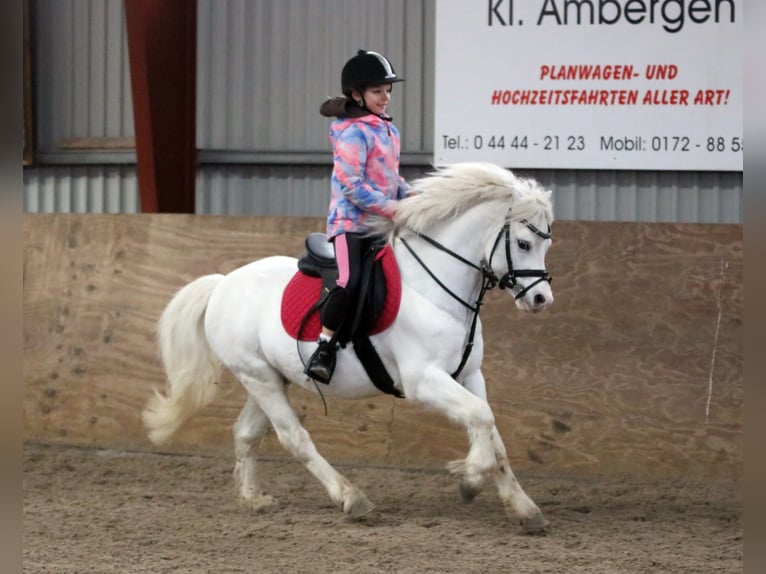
left=353, top=89, right=389, bottom=116
left=353, top=94, right=390, bottom=123
left=349, top=91, right=369, bottom=115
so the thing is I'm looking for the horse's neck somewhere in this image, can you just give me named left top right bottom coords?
left=396, top=204, right=498, bottom=314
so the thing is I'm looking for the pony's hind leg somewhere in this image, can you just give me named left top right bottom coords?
left=233, top=395, right=279, bottom=512
left=237, top=369, right=374, bottom=518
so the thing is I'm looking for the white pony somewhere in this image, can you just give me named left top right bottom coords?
left=143, top=162, right=554, bottom=532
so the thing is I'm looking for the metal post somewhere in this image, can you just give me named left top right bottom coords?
left=124, top=0, right=197, bottom=213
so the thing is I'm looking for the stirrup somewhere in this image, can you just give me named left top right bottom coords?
left=304, top=339, right=337, bottom=384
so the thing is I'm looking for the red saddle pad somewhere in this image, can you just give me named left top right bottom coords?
left=280, top=245, right=401, bottom=341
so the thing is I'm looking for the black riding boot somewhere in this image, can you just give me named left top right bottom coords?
left=306, top=286, right=346, bottom=384
left=304, top=339, right=338, bottom=384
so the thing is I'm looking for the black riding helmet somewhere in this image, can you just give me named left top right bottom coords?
left=341, top=50, right=404, bottom=98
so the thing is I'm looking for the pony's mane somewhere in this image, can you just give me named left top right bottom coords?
left=391, top=162, right=553, bottom=233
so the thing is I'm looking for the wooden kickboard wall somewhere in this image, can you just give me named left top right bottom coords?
left=23, top=214, right=742, bottom=480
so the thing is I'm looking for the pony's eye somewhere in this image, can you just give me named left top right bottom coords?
left=517, top=240, right=530, bottom=251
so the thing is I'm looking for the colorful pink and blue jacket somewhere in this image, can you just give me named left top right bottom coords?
left=320, top=97, right=410, bottom=238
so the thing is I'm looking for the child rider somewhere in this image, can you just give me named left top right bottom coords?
left=304, top=49, right=410, bottom=383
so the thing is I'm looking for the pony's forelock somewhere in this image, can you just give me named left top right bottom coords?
left=506, top=177, right=554, bottom=228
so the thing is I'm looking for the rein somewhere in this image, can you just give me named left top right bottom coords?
left=399, top=230, right=495, bottom=313
left=397, top=215, right=551, bottom=380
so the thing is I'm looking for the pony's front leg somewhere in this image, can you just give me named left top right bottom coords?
left=461, top=370, right=548, bottom=532
left=408, top=365, right=499, bottom=498
left=236, top=370, right=374, bottom=518
left=490, top=427, right=548, bottom=532
left=454, top=370, right=491, bottom=502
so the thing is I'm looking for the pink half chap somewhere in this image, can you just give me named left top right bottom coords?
left=334, top=234, right=350, bottom=287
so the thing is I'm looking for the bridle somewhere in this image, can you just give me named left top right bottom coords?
left=397, top=212, right=552, bottom=379
left=488, top=217, right=552, bottom=300
left=399, top=213, right=553, bottom=304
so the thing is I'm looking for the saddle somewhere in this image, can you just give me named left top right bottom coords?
left=280, top=233, right=404, bottom=398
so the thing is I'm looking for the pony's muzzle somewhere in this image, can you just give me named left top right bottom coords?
left=528, top=290, right=553, bottom=312
left=515, top=281, right=553, bottom=312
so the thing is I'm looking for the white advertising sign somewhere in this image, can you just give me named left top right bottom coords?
left=434, top=0, right=743, bottom=170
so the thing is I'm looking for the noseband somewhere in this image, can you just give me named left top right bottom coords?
left=397, top=213, right=552, bottom=379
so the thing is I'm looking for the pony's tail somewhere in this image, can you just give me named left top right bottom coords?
left=143, top=274, right=224, bottom=446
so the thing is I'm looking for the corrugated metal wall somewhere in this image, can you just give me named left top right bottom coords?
left=25, top=164, right=741, bottom=223
left=33, top=0, right=134, bottom=154
left=522, top=169, right=743, bottom=223
left=25, top=0, right=742, bottom=223
left=196, top=0, right=434, bottom=154
left=24, top=166, right=139, bottom=213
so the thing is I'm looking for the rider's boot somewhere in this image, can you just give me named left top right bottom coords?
left=304, top=338, right=338, bottom=384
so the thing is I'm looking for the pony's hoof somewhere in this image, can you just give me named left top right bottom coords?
left=242, top=493, right=280, bottom=513
left=521, top=512, right=549, bottom=534
left=344, top=492, right=375, bottom=518
left=459, top=480, right=481, bottom=504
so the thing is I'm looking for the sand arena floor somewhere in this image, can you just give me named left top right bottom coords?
left=23, top=443, right=741, bottom=574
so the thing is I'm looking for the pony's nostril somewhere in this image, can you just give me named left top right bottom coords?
left=534, top=293, right=546, bottom=307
